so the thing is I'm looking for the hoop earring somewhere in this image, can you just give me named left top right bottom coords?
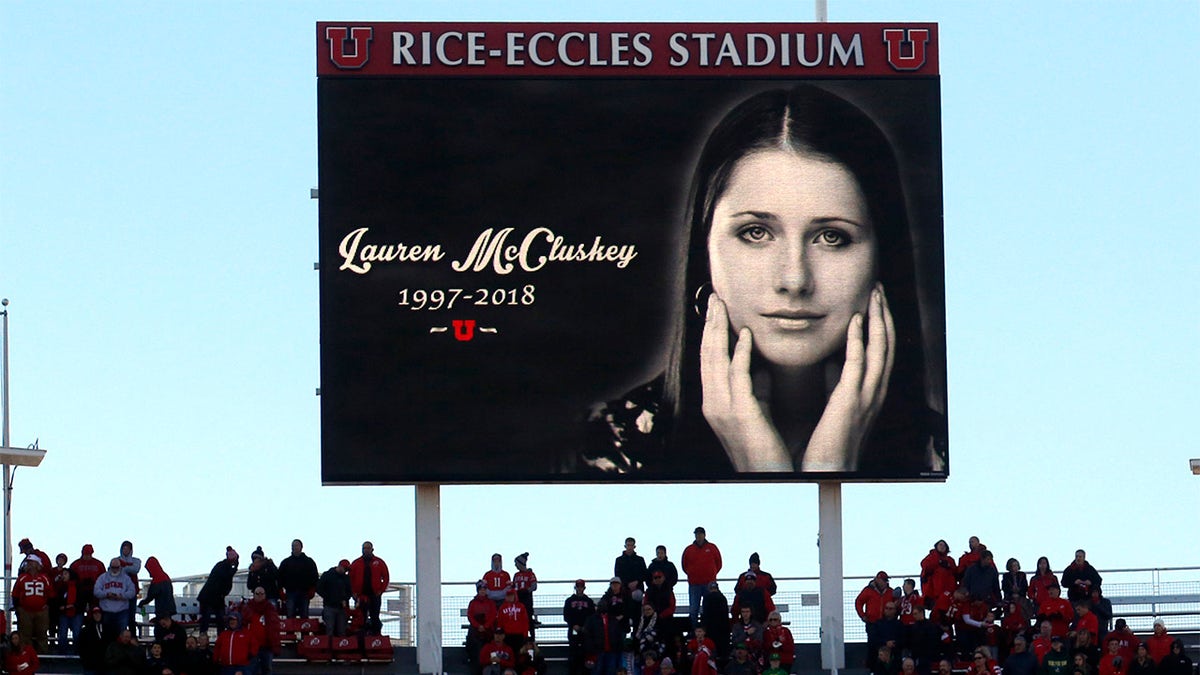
left=692, top=283, right=713, bottom=317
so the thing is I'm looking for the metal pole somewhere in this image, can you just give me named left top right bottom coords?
left=415, top=484, right=443, bottom=674
left=2, top=298, right=11, bottom=626
left=818, top=482, right=845, bottom=675
left=815, top=0, right=828, bottom=22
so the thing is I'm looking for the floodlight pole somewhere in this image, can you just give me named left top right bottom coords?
left=415, top=484, right=443, bottom=674
left=2, top=299, right=11, bottom=627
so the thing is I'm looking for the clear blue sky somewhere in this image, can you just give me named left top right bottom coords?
left=1, top=0, right=1197, bottom=590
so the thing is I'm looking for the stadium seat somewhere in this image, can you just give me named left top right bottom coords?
left=298, top=634, right=331, bottom=662
left=332, top=634, right=361, bottom=662
left=363, top=634, right=393, bottom=661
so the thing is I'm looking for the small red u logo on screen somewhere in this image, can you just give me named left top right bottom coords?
left=452, top=320, right=476, bottom=341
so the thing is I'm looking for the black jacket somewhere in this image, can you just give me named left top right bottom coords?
left=197, top=559, right=238, bottom=604
left=278, top=553, right=320, bottom=594
left=77, top=618, right=108, bottom=671
left=317, top=567, right=352, bottom=606
left=247, top=558, right=280, bottom=600
left=614, top=552, right=648, bottom=587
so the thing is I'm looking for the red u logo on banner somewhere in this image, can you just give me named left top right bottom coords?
left=325, top=27, right=373, bottom=69
left=452, top=320, right=476, bottom=341
left=882, top=28, right=929, bottom=71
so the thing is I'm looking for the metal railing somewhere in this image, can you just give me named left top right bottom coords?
left=146, top=566, right=1199, bottom=648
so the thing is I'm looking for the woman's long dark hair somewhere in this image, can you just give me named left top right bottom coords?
left=664, top=84, right=936, bottom=475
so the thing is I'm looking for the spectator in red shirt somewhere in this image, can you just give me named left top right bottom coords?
left=17, top=539, right=49, bottom=574
left=1028, top=557, right=1059, bottom=610
left=484, top=554, right=511, bottom=605
left=1098, top=637, right=1127, bottom=675
left=499, top=587, right=532, bottom=653
left=481, top=627, right=516, bottom=675
left=1032, top=621, right=1055, bottom=664
left=513, top=553, right=538, bottom=632
left=898, top=578, right=922, bottom=626
left=681, top=527, right=721, bottom=628
left=69, top=544, right=106, bottom=613
left=1069, top=602, right=1099, bottom=644
left=13, top=556, right=52, bottom=653
left=920, top=540, right=957, bottom=608
left=1105, top=619, right=1138, bottom=664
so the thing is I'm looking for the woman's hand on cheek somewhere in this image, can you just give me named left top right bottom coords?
left=700, top=294, right=794, bottom=472
left=801, top=283, right=895, bottom=472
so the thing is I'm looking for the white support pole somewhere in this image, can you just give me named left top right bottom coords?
left=818, top=482, right=845, bottom=675
left=2, top=300, right=11, bottom=627
left=815, top=0, right=828, bottom=23
left=415, top=484, right=443, bottom=675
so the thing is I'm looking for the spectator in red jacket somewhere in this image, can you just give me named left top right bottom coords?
left=856, top=572, right=893, bottom=666
left=215, top=613, right=256, bottom=673
left=468, top=581, right=500, bottom=670
left=349, top=541, right=389, bottom=636
left=242, top=587, right=281, bottom=675
left=680, top=527, right=721, bottom=628
left=13, top=556, right=52, bottom=653
left=5, top=631, right=39, bottom=674
left=1144, top=619, right=1172, bottom=663
left=1028, top=557, right=1059, bottom=611
left=920, top=540, right=957, bottom=606
left=69, top=544, right=106, bottom=613
left=1037, top=585, right=1075, bottom=639
left=484, top=554, right=512, bottom=605
left=762, top=611, right=794, bottom=672
left=957, top=537, right=986, bottom=579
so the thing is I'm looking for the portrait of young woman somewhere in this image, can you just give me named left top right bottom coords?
left=582, top=83, right=947, bottom=479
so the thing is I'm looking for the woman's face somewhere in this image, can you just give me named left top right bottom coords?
left=708, top=149, right=876, bottom=370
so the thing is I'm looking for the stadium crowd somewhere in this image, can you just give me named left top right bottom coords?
left=3, top=536, right=390, bottom=675
left=1, top=531, right=1194, bottom=675
left=467, top=532, right=1194, bottom=675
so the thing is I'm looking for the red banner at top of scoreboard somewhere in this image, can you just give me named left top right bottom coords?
left=316, top=22, right=938, bottom=77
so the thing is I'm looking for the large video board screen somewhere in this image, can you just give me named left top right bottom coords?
left=317, top=22, right=947, bottom=484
